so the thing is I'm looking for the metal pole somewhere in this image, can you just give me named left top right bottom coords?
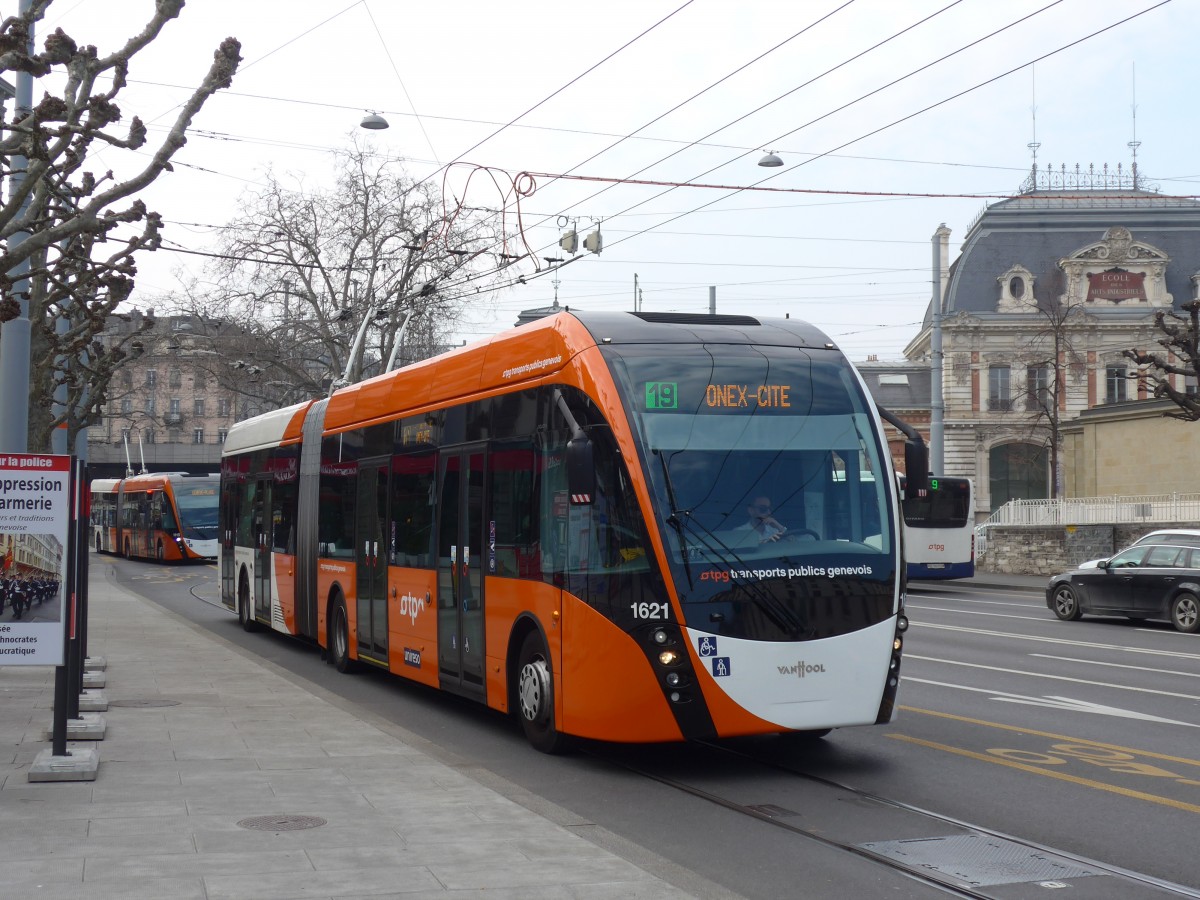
left=930, top=224, right=950, bottom=475
left=75, top=364, right=90, bottom=695
left=383, top=309, right=414, bottom=374
left=0, top=0, right=35, bottom=453
left=708, top=286, right=716, bottom=315
left=51, top=262, right=71, bottom=456
left=66, top=458, right=82, bottom=720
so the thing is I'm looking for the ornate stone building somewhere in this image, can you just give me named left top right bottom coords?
left=86, top=313, right=253, bottom=476
left=904, top=166, right=1200, bottom=517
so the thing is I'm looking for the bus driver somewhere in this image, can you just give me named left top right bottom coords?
left=739, top=496, right=788, bottom=543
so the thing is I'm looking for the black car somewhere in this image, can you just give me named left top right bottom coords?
left=1046, top=543, right=1200, bottom=634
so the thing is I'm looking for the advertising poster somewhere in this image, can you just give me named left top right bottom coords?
left=0, top=454, right=71, bottom=666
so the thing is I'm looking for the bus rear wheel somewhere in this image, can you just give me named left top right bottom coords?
left=329, top=595, right=354, bottom=673
left=238, top=573, right=257, bottom=632
left=516, top=631, right=568, bottom=754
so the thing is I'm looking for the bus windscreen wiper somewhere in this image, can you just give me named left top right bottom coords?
left=654, top=449, right=695, bottom=588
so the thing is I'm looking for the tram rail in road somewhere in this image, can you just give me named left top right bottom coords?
left=595, top=739, right=1200, bottom=899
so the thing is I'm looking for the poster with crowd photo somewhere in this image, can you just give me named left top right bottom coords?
left=0, top=455, right=71, bottom=666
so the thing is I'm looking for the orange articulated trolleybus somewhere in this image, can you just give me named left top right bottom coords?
left=219, top=311, right=918, bottom=752
left=91, top=472, right=220, bottom=562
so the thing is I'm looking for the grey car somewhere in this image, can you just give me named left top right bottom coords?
left=1047, top=543, right=1200, bottom=634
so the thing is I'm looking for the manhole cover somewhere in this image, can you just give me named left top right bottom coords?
left=108, top=699, right=182, bottom=708
left=860, top=834, right=1098, bottom=887
left=237, top=815, right=327, bottom=832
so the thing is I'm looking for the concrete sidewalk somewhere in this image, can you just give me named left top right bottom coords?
left=0, top=558, right=720, bottom=900
left=917, top=573, right=1048, bottom=593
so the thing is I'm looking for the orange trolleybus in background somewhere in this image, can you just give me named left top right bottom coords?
left=219, top=311, right=920, bottom=752
left=91, top=472, right=220, bottom=562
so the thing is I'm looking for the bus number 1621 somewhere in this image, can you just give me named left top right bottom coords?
left=631, top=602, right=670, bottom=620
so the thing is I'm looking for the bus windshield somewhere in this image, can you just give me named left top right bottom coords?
left=604, top=343, right=897, bottom=640
left=174, top=482, right=219, bottom=541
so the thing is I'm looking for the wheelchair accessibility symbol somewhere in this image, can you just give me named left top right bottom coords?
left=698, top=636, right=718, bottom=657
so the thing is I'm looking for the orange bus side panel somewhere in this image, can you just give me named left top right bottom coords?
left=559, top=595, right=683, bottom=743
left=386, top=568, right=439, bottom=688
left=482, top=577, right=563, bottom=715
left=159, top=535, right=187, bottom=562
left=273, top=552, right=297, bottom=634
left=476, top=322, right=576, bottom=387
left=323, top=314, right=588, bottom=434
left=315, top=560, right=354, bottom=654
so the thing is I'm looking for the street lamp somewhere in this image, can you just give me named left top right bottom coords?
left=757, top=150, right=783, bottom=167
left=360, top=111, right=389, bottom=130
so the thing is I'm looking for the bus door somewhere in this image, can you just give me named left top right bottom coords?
left=436, top=446, right=486, bottom=698
left=252, top=477, right=273, bottom=622
left=354, top=460, right=389, bottom=664
left=220, top=482, right=238, bottom=603
left=149, top=490, right=166, bottom=559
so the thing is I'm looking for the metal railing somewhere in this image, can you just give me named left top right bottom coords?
left=981, top=493, right=1200, bottom=528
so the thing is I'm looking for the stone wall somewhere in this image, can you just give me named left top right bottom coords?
left=977, top=522, right=1198, bottom=576
left=1062, top=400, right=1200, bottom=498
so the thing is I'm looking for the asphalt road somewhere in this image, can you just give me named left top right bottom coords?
left=101, top=556, right=1200, bottom=898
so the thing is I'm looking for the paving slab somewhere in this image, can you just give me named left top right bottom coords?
left=0, top=557, right=722, bottom=899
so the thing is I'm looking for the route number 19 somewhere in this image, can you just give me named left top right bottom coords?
left=646, top=382, right=678, bottom=409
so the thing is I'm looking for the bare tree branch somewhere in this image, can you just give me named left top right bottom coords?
left=1125, top=300, right=1200, bottom=421
left=161, top=137, right=502, bottom=410
left=0, top=0, right=240, bottom=451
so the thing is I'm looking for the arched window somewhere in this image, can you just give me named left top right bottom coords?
left=988, top=443, right=1048, bottom=510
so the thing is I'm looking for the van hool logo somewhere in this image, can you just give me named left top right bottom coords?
left=777, top=661, right=826, bottom=677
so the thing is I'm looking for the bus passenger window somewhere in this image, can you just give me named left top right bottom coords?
left=236, top=482, right=257, bottom=548
left=319, top=457, right=357, bottom=559
left=390, top=452, right=436, bottom=568
left=489, top=439, right=542, bottom=579
left=272, top=481, right=298, bottom=554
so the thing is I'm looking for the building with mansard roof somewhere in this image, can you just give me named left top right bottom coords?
left=904, top=163, right=1200, bottom=518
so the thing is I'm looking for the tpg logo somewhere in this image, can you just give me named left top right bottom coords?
left=398, top=592, right=423, bottom=626
left=777, top=661, right=827, bottom=678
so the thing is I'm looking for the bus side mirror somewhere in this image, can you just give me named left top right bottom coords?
left=566, top=435, right=595, bottom=504
left=904, top=440, right=929, bottom=499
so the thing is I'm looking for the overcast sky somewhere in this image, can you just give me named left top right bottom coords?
left=29, top=0, right=1194, bottom=361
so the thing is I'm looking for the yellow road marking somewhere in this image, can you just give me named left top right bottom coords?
left=899, top=705, right=1200, bottom=769
left=888, top=734, right=1200, bottom=815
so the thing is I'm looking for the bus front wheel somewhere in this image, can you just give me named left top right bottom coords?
left=329, top=595, right=354, bottom=673
left=516, top=631, right=568, bottom=754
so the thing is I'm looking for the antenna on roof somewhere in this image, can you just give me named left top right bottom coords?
left=1027, top=64, right=1040, bottom=183
left=1128, top=62, right=1141, bottom=190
